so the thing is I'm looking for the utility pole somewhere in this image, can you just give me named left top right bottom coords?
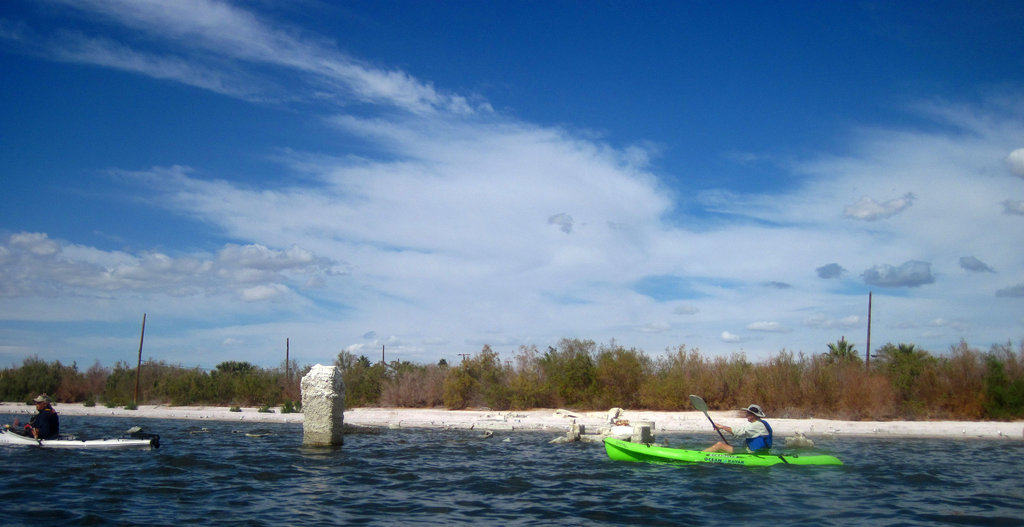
left=134, top=313, right=146, bottom=405
left=285, top=338, right=290, bottom=379
left=382, top=344, right=385, bottom=364
left=866, top=291, right=873, bottom=370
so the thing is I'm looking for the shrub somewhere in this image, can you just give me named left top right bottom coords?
left=539, top=339, right=596, bottom=407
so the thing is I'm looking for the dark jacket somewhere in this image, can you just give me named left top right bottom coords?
left=30, top=407, right=60, bottom=439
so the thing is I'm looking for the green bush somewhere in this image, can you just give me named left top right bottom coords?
left=983, top=347, right=1024, bottom=419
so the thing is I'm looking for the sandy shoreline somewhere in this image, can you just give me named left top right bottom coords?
left=3, top=402, right=1022, bottom=440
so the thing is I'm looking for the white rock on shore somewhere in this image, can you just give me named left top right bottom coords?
left=2, top=402, right=1021, bottom=440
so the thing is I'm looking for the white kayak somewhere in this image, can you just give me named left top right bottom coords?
left=0, top=428, right=159, bottom=449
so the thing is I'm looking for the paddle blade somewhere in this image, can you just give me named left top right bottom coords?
left=689, top=394, right=708, bottom=412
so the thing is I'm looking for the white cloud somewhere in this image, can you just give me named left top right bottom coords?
left=1007, top=148, right=1024, bottom=177
left=240, top=283, right=289, bottom=302
left=9, top=232, right=58, bottom=256
left=803, top=314, right=861, bottom=329
left=639, top=322, right=671, bottom=333
left=843, top=193, right=916, bottom=221
left=747, top=321, right=786, bottom=332
left=720, top=331, right=742, bottom=343
left=0, top=232, right=339, bottom=302
left=33, top=0, right=484, bottom=115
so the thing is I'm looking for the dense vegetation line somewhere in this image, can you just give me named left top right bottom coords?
left=2, top=339, right=1022, bottom=420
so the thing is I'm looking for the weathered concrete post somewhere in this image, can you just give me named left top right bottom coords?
left=631, top=423, right=653, bottom=444
left=569, top=422, right=585, bottom=442
left=301, top=364, right=345, bottom=447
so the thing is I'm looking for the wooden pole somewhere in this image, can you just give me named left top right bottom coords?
left=134, top=313, right=146, bottom=405
left=866, top=292, right=872, bottom=369
left=286, top=338, right=290, bottom=379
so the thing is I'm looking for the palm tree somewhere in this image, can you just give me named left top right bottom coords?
left=825, top=337, right=862, bottom=364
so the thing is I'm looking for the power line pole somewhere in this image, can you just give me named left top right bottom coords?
left=134, top=313, right=146, bottom=405
left=866, top=291, right=873, bottom=370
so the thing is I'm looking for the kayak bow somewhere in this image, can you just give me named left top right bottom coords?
left=604, top=437, right=841, bottom=467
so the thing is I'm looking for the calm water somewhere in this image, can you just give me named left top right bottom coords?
left=2, top=415, right=1022, bottom=526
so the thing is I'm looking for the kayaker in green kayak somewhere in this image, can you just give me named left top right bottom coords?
left=703, top=404, right=772, bottom=454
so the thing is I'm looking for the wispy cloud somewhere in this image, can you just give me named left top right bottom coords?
left=25, top=0, right=485, bottom=114
left=843, top=193, right=915, bottom=221
left=747, top=321, right=786, bottom=332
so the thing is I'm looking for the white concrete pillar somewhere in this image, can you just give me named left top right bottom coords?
left=301, top=364, right=345, bottom=446
left=631, top=424, right=653, bottom=444
left=569, top=422, right=585, bottom=442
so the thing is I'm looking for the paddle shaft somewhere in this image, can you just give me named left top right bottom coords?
left=690, top=395, right=730, bottom=445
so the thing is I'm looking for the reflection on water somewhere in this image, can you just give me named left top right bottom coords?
left=1, top=415, right=1022, bottom=526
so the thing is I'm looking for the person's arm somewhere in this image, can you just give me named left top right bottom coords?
left=713, top=423, right=734, bottom=434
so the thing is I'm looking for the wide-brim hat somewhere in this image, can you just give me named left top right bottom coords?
left=740, top=404, right=766, bottom=418
left=33, top=394, right=51, bottom=403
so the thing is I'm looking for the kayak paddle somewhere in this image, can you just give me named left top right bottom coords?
left=690, top=394, right=729, bottom=445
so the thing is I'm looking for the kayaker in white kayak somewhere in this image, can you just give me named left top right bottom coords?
left=11, top=394, right=61, bottom=439
left=703, top=404, right=773, bottom=453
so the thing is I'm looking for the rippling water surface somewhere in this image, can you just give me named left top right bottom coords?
left=2, top=415, right=1022, bottom=526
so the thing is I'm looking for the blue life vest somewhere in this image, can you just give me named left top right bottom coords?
left=745, top=420, right=772, bottom=452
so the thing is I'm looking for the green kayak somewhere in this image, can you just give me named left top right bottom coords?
left=604, top=437, right=842, bottom=467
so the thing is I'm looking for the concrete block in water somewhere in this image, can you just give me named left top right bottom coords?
left=631, top=424, right=653, bottom=444
left=301, top=364, right=345, bottom=446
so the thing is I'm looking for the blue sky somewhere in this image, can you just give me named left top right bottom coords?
left=2, top=0, right=1023, bottom=370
